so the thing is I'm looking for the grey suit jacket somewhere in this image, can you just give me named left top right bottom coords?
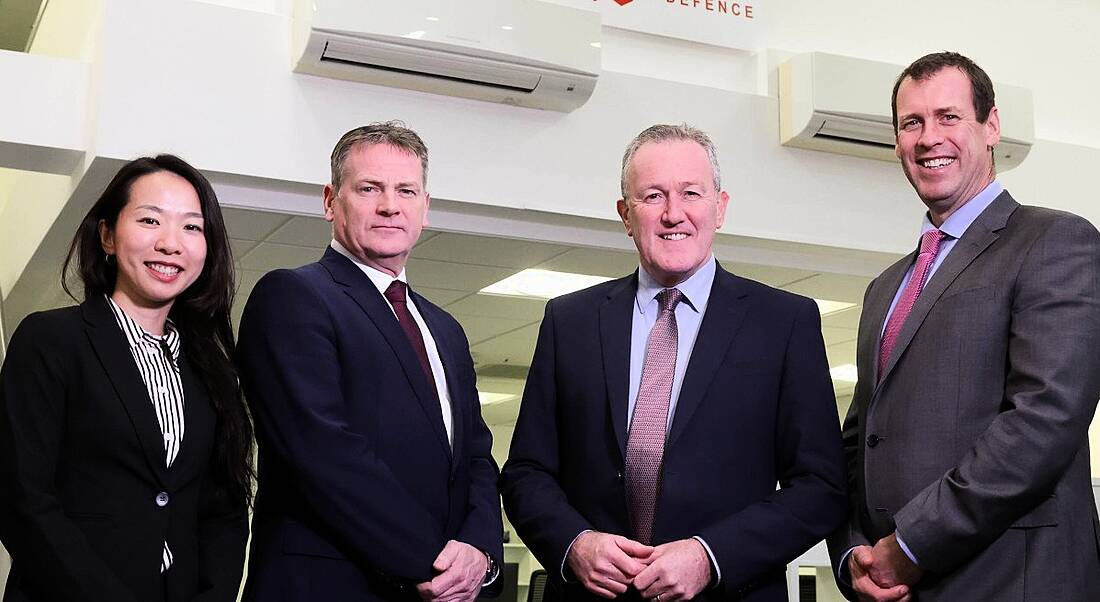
left=828, top=191, right=1100, bottom=600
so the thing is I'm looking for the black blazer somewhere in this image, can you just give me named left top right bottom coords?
left=501, top=263, right=847, bottom=601
left=0, top=296, right=248, bottom=602
left=237, top=248, right=503, bottom=601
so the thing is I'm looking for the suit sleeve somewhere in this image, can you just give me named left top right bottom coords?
left=694, top=298, right=848, bottom=595
left=500, top=301, right=596, bottom=574
left=237, top=269, right=442, bottom=581
left=448, top=324, right=505, bottom=578
left=892, top=213, right=1100, bottom=574
left=190, top=466, right=249, bottom=602
left=0, top=315, right=141, bottom=602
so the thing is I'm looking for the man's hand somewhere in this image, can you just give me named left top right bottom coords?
left=632, top=538, right=711, bottom=602
left=867, top=533, right=924, bottom=590
left=567, top=531, right=653, bottom=599
left=416, top=540, right=488, bottom=602
left=848, top=545, right=911, bottom=602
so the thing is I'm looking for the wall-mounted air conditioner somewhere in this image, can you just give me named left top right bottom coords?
left=779, top=52, right=1034, bottom=170
left=292, top=0, right=602, bottom=112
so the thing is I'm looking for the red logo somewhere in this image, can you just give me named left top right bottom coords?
left=614, top=0, right=633, bottom=5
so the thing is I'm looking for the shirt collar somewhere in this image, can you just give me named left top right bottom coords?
left=330, top=239, right=408, bottom=296
left=635, top=255, right=715, bottom=315
left=105, top=295, right=180, bottom=358
left=921, top=180, right=1004, bottom=240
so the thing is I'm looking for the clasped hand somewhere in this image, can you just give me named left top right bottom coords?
left=848, top=533, right=924, bottom=602
left=416, top=540, right=488, bottom=602
left=567, top=532, right=711, bottom=601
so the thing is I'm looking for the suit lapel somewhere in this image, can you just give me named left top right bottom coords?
left=82, top=298, right=170, bottom=487
left=320, top=248, right=452, bottom=461
left=166, top=352, right=214, bottom=488
left=667, top=265, right=750, bottom=448
left=412, top=291, right=460, bottom=468
left=875, top=191, right=1019, bottom=389
left=862, top=256, right=913, bottom=392
left=599, top=274, right=637, bottom=457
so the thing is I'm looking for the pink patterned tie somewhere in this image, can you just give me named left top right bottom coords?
left=625, top=287, right=682, bottom=545
left=878, top=229, right=945, bottom=381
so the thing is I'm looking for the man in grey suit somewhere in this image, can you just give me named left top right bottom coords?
left=828, top=51, right=1100, bottom=601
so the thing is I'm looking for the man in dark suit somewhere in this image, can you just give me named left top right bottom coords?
left=238, top=121, right=503, bottom=601
left=827, top=52, right=1100, bottom=601
left=501, top=124, right=847, bottom=601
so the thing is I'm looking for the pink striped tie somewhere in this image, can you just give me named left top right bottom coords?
left=625, top=287, right=682, bottom=545
left=878, top=229, right=945, bottom=380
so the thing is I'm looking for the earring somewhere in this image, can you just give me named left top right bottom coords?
left=105, top=253, right=114, bottom=264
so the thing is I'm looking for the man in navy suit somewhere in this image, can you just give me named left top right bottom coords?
left=501, top=124, right=847, bottom=601
left=238, top=121, right=503, bottom=601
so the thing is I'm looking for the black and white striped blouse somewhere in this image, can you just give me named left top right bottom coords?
left=107, top=297, right=185, bottom=574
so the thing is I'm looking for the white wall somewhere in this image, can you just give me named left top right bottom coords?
left=4, top=0, right=1098, bottom=294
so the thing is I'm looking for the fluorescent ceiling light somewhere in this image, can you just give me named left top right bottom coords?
left=830, top=364, right=858, bottom=383
left=815, top=298, right=856, bottom=316
left=481, top=269, right=613, bottom=300
left=478, top=391, right=517, bottom=405
left=403, top=30, right=426, bottom=39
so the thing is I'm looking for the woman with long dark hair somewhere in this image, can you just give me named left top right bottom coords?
left=0, top=155, right=254, bottom=601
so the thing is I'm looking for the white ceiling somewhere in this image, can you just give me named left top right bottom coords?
left=223, top=207, right=867, bottom=427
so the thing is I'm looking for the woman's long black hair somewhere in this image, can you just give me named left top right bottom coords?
left=62, top=154, right=254, bottom=505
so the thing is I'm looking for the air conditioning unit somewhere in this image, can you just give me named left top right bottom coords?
left=779, top=52, right=1034, bottom=170
left=292, top=0, right=602, bottom=112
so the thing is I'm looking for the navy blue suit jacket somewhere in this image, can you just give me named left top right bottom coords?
left=238, top=248, right=502, bottom=601
left=501, top=263, right=846, bottom=601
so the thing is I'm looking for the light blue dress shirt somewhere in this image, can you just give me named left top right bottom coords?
left=627, top=255, right=715, bottom=431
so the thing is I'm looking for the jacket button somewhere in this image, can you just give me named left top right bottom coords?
left=866, top=434, right=882, bottom=448
left=155, top=492, right=170, bottom=507
left=616, top=471, right=624, bottom=482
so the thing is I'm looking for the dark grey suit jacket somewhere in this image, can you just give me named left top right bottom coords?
left=828, top=191, right=1100, bottom=600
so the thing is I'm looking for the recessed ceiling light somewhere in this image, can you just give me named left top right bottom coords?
left=814, top=298, right=856, bottom=316
left=830, top=364, right=858, bottom=383
left=501, top=25, right=514, bottom=31
left=481, top=269, right=614, bottom=300
left=403, top=30, right=427, bottom=39
left=478, top=391, right=517, bottom=405
left=426, top=16, right=440, bottom=21
left=590, top=41, right=602, bottom=48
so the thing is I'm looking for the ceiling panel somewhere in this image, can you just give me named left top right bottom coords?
left=415, top=286, right=470, bottom=307
left=480, top=397, right=521, bottom=427
left=267, top=215, right=332, bottom=248
left=456, top=315, right=537, bottom=347
left=821, top=306, right=862, bottom=330
left=785, top=273, right=873, bottom=303
left=534, top=247, right=639, bottom=278
left=470, top=322, right=541, bottom=367
left=405, top=258, right=516, bottom=293
left=414, top=232, right=573, bottom=269
left=722, top=261, right=819, bottom=288
left=821, top=326, right=858, bottom=347
left=239, top=242, right=324, bottom=272
left=445, top=293, right=548, bottom=322
left=222, top=207, right=290, bottom=242
left=231, top=238, right=258, bottom=259
left=825, top=339, right=856, bottom=368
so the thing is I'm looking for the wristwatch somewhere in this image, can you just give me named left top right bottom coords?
left=482, top=551, right=499, bottom=586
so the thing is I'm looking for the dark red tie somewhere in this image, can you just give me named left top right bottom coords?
left=384, top=280, right=433, bottom=382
